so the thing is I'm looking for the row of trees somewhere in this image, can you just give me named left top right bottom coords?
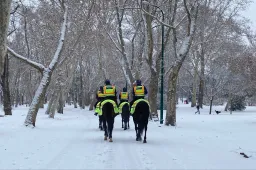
left=0, top=0, right=255, bottom=127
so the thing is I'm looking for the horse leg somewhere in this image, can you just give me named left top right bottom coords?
left=134, top=122, right=139, bottom=141
left=99, top=116, right=103, bottom=130
left=137, top=122, right=142, bottom=141
left=128, top=116, right=130, bottom=129
left=124, top=121, right=127, bottom=130
left=143, top=121, right=148, bottom=143
left=102, top=118, right=108, bottom=140
left=108, top=117, right=114, bottom=142
left=124, top=115, right=127, bottom=130
left=121, top=114, right=124, bottom=128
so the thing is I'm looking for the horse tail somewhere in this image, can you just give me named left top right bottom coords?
left=102, top=102, right=114, bottom=118
left=136, top=101, right=150, bottom=133
left=122, top=103, right=130, bottom=120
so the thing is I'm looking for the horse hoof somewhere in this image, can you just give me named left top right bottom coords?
left=104, top=136, right=107, bottom=140
left=109, top=138, right=113, bottom=142
left=143, top=140, right=147, bottom=143
left=136, top=137, right=142, bottom=141
left=138, top=137, right=142, bottom=141
left=124, top=128, right=127, bottom=130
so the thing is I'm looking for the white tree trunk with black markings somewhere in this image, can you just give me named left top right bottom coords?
left=7, top=3, right=68, bottom=127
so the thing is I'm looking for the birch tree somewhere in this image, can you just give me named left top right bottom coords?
left=7, top=0, right=68, bottom=127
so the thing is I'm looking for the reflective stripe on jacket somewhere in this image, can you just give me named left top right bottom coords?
left=120, top=92, right=128, bottom=100
left=103, top=85, right=116, bottom=96
left=133, top=86, right=145, bottom=97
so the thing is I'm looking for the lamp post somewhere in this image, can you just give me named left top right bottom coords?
left=141, top=1, right=164, bottom=124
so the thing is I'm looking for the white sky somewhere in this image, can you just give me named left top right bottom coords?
left=242, top=0, right=256, bottom=31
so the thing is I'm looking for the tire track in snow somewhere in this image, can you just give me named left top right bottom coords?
left=142, top=122, right=188, bottom=169
left=44, top=114, right=97, bottom=169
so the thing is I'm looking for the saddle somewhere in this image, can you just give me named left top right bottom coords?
left=130, top=99, right=151, bottom=115
left=118, top=102, right=130, bottom=114
left=96, top=99, right=119, bottom=116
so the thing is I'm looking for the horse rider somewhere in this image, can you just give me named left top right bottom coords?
left=130, top=79, right=148, bottom=107
left=94, top=86, right=105, bottom=130
left=94, top=86, right=105, bottom=114
left=119, top=87, right=129, bottom=105
left=102, top=79, right=118, bottom=105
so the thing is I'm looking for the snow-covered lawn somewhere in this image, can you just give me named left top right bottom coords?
left=0, top=103, right=256, bottom=169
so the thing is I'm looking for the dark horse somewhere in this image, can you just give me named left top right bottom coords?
left=132, top=100, right=150, bottom=143
left=121, top=102, right=130, bottom=130
left=98, top=115, right=103, bottom=130
left=102, top=102, right=116, bottom=142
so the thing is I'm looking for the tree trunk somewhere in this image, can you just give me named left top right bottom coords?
left=198, top=49, right=205, bottom=108
left=191, top=59, right=198, bottom=107
left=79, top=61, right=85, bottom=109
left=7, top=2, right=68, bottom=127
left=1, top=55, right=12, bottom=115
left=57, top=90, right=64, bottom=114
left=89, top=97, right=97, bottom=111
left=84, top=92, right=90, bottom=106
left=21, top=94, right=24, bottom=105
left=209, top=97, right=213, bottom=114
left=15, top=89, right=19, bottom=107
left=0, top=0, right=12, bottom=78
left=165, top=66, right=180, bottom=126
left=73, top=88, right=77, bottom=108
left=39, top=95, right=44, bottom=108
left=115, top=4, right=134, bottom=86
left=148, top=70, right=158, bottom=116
left=24, top=70, right=53, bottom=126
left=49, top=92, right=60, bottom=118
left=45, top=93, right=54, bottom=115
left=89, top=88, right=98, bottom=111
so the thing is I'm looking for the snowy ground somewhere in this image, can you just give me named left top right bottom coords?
left=0, top=103, right=256, bottom=169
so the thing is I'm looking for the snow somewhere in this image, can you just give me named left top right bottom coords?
left=1, top=102, right=256, bottom=169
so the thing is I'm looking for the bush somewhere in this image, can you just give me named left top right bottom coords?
left=229, top=95, right=246, bottom=111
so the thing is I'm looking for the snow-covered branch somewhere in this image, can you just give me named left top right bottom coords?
left=48, top=4, right=68, bottom=70
left=7, top=47, right=45, bottom=72
left=105, top=31, right=122, bottom=53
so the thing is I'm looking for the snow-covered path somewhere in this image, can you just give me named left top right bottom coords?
left=1, top=104, right=256, bottom=169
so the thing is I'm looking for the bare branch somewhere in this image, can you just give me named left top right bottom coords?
left=10, top=4, right=20, bottom=15
left=141, top=8, right=175, bottom=29
left=105, top=31, right=123, bottom=54
left=7, top=28, right=16, bottom=36
left=183, top=0, right=191, bottom=35
left=7, top=47, right=45, bottom=72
